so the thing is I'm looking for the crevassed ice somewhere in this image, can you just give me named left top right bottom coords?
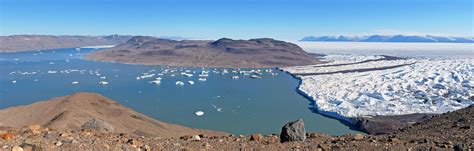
left=285, top=59, right=415, bottom=74
left=321, top=54, right=385, bottom=65
left=284, top=55, right=474, bottom=117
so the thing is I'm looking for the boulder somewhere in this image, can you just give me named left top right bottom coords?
left=191, top=135, right=201, bottom=141
left=27, top=124, right=41, bottom=134
left=126, top=138, right=141, bottom=147
left=280, top=119, right=306, bottom=142
left=11, top=146, right=23, bottom=151
left=309, top=132, right=318, bottom=138
left=1, top=133, right=14, bottom=140
left=250, top=133, right=263, bottom=141
left=353, top=134, right=364, bottom=140
left=81, top=118, right=114, bottom=132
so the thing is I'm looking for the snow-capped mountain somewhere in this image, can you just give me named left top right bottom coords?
left=301, top=35, right=474, bottom=43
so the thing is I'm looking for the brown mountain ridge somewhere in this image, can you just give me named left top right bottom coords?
left=86, top=36, right=321, bottom=68
left=0, top=35, right=132, bottom=52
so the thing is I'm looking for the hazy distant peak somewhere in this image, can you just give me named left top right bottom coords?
left=126, top=36, right=158, bottom=44
left=301, top=35, right=474, bottom=43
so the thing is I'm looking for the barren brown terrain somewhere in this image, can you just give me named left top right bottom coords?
left=86, top=36, right=321, bottom=68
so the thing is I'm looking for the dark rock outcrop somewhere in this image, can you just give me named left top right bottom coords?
left=81, top=118, right=115, bottom=132
left=354, top=113, right=434, bottom=135
left=280, top=119, right=306, bottom=142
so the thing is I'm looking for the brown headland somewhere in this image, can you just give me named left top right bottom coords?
left=85, top=36, right=321, bottom=68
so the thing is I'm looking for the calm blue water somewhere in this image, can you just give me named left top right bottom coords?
left=0, top=48, right=358, bottom=135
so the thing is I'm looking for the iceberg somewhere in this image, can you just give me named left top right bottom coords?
left=175, top=81, right=184, bottom=86
left=99, top=81, right=109, bottom=85
left=181, top=72, right=193, bottom=77
left=149, top=80, right=161, bottom=85
left=250, top=75, right=261, bottom=79
left=195, top=111, right=205, bottom=116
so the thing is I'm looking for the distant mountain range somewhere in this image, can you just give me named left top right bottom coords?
left=0, top=35, right=133, bottom=52
left=301, top=35, right=474, bottom=43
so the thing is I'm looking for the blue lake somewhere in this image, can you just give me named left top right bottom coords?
left=0, top=48, right=358, bottom=135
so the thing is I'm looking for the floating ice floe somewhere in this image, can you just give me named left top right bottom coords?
left=231, top=76, right=239, bottom=79
left=175, top=81, right=184, bottom=86
left=137, top=73, right=155, bottom=80
left=181, top=72, right=193, bottom=77
left=12, top=80, right=16, bottom=84
left=188, top=81, right=195, bottom=85
left=211, top=104, right=223, bottom=112
left=99, top=81, right=109, bottom=85
left=195, top=111, right=205, bottom=116
left=282, top=55, right=474, bottom=118
left=199, top=73, right=209, bottom=77
left=72, top=81, right=79, bottom=85
left=250, top=75, right=261, bottom=79
left=149, top=80, right=161, bottom=85
left=198, top=78, right=207, bottom=81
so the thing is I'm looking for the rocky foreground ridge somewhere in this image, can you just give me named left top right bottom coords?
left=86, top=36, right=320, bottom=68
left=0, top=93, right=472, bottom=150
left=0, top=93, right=226, bottom=138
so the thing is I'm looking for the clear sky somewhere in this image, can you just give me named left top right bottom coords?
left=0, top=0, right=472, bottom=40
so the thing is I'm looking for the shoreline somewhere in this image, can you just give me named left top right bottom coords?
left=83, top=56, right=282, bottom=70
left=0, top=45, right=115, bottom=54
left=281, top=69, right=360, bottom=127
left=279, top=55, right=443, bottom=135
left=84, top=54, right=313, bottom=69
left=282, top=69, right=438, bottom=135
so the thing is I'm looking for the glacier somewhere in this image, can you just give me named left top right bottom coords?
left=282, top=55, right=474, bottom=118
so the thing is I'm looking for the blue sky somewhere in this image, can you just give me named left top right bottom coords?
left=1, top=0, right=472, bottom=40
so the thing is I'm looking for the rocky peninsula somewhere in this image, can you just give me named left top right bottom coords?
left=86, top=36, right=321, bottom=68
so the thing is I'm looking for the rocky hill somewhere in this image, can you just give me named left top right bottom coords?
left=0, top=35, right=132, bottom=52
left=86, top=36, right=320, bottom=68
left=0, top=92, right=226, bottom=138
